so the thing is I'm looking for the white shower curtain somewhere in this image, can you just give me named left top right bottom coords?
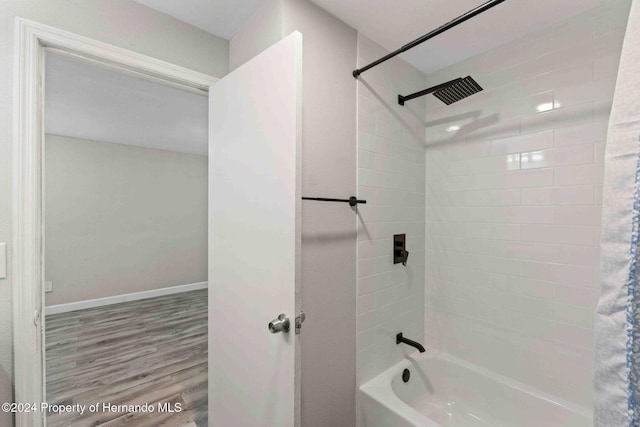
left=595, top=1, right=640, bottom=425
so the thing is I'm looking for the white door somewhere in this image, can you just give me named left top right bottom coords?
left=208, top=32, right=302, bottom=427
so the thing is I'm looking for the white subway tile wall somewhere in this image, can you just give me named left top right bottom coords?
left=356, top=34, right=427, bottom=386
left=424, top=0, right=631, bottom=409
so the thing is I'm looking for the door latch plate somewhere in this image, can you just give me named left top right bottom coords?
left=295, top=311, right=305, bottom=335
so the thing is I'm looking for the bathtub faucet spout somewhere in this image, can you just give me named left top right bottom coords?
left=396, top=333, right=426, bottom=353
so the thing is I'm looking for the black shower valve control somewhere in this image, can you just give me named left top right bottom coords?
left=393, top=234, right=409, bottom=266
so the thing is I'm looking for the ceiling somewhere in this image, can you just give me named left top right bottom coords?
left=45, top=52, right=208, bottom=155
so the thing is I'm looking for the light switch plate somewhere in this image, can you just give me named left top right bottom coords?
left=44, top=281, right=53, bottom=293
left=0, top=243, right=5, bottom=279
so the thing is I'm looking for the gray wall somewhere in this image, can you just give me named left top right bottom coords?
left=0, top=2, right=228, bottom=423
left=229, top=0, right=284, bottom=70
left=44, top=135, right=208, bottom=306
left=231, top=1, right=358, bottom=425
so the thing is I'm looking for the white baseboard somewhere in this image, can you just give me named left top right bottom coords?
left=44, top=281, right=208, bottom=315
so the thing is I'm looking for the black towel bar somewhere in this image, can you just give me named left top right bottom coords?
left=302, top=196, right=366, bottom=207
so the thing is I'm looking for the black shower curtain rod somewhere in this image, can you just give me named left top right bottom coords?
left=352, top=0, right=506, bottom=78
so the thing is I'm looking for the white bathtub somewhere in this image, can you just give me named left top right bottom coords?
left=359, top=351, right=592, bottom=427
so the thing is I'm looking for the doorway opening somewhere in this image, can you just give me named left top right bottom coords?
left=12, top=18, right=216, bottom=427
left=42, top=50, right=209, bottom=426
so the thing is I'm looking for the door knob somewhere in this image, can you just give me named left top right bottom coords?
left=269, top=314, right=290, bottom=333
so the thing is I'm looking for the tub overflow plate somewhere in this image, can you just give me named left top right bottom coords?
left=402, top=368, right=410, bottom=383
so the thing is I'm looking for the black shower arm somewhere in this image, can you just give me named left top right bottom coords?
left=398, top=78, right=462, bottom=105
left=352, top=0, right=506, bottom=78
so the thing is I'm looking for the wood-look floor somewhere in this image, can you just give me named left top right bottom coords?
left=45, top=290, right=208, bottom=427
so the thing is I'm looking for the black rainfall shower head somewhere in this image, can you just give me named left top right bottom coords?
left=433, top=76, right=483, bottom=105
left=397, top=76, right=484, bottom=106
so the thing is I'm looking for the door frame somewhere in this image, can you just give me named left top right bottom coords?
left=12, top=17, right=217, bottom=426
